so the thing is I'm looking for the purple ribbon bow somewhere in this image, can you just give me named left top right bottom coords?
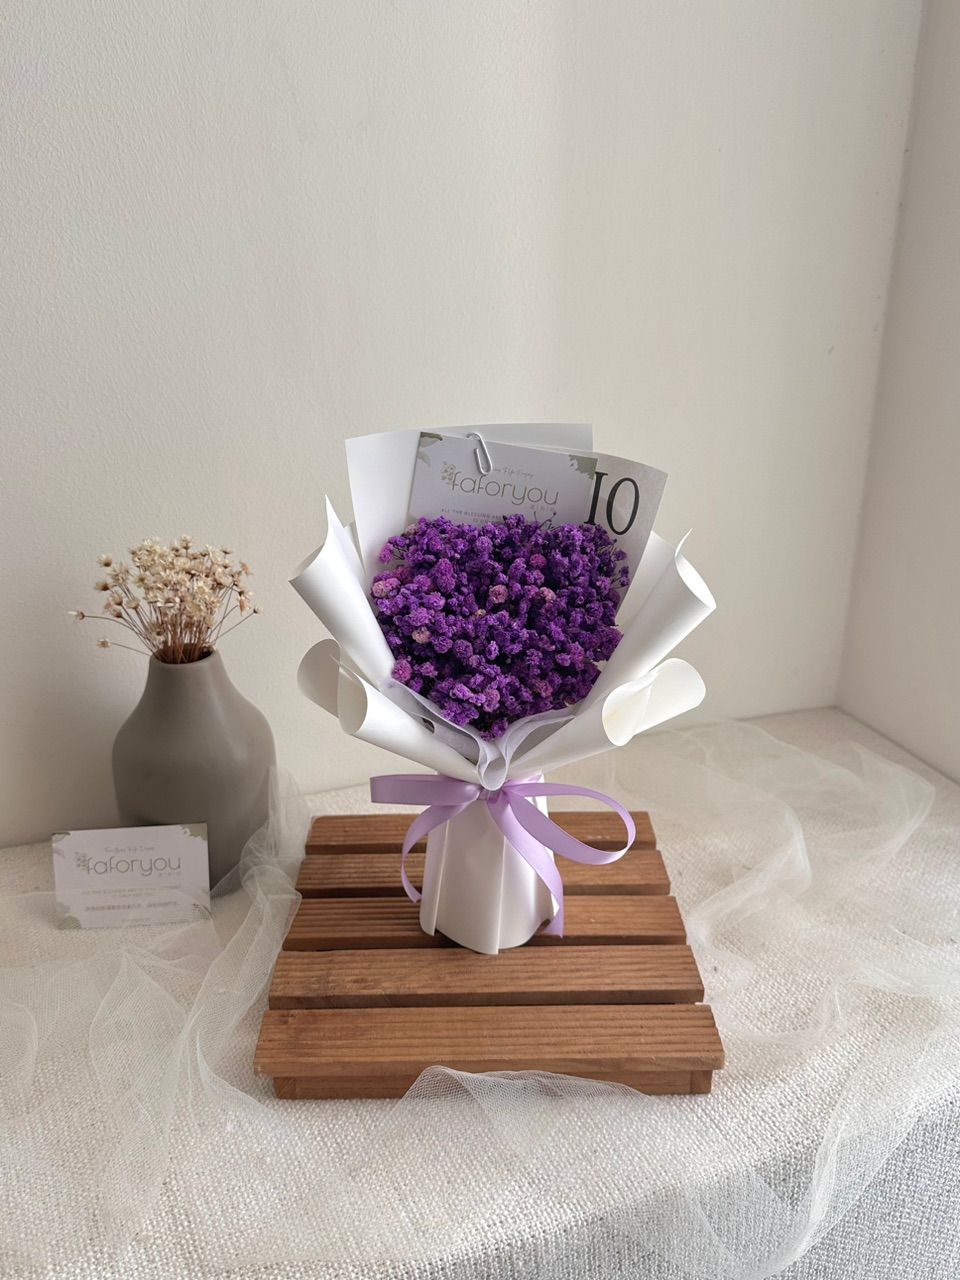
left=368, top=773, right=636, bottom=936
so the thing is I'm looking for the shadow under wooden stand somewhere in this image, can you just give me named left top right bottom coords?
left=254, top=811, right=724, bottom=1099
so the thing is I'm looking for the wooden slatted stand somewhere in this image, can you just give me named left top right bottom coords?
left=254, top=811, right=723, bottom=1098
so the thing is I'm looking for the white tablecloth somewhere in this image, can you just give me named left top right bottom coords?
left=1, top=709, right=958, bottom=1279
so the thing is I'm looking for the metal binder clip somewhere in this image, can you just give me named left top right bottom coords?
left=466, top=431, right=493, bottom=475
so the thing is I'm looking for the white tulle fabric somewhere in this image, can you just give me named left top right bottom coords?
left=1, top=710, right=958, bottom=1279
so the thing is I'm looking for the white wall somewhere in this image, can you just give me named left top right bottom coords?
left=0, top=1, right=921, bottom=845
left=840, top=0, right=960, bottom=782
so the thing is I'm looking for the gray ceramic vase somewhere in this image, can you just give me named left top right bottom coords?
left=112, top=650, right=276, bottom=885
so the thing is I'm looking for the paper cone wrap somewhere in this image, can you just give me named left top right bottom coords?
left=420, top=792, right=555, bottom=953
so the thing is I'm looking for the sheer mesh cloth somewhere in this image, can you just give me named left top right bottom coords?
left=0, top=710, right=957, bottom=1279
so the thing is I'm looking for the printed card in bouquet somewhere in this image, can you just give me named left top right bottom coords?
left=406, top=430, right=667, bottom=589
left=407, top=432, right=597, bottom=527
left=291, top=423, right=715, bottom=954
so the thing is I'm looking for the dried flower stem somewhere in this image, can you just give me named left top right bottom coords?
left=216, top=612, right=257, bottom=642
left=97, top=639, right=151, bottom=655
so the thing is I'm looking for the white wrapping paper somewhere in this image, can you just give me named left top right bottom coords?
left=291, top=427, right=716, bottom=952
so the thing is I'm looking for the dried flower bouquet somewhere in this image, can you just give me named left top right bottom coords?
left=71, top=537, right=260, bottom=663
left=373, top=515, right=629, bottom=739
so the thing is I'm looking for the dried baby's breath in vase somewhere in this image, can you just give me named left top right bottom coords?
left=73, top=536, right=275, bottom=883
left=71, top=536, right=261, bottom=662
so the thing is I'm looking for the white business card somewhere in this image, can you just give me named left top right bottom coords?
left=52, top=823, right=211, bottom=928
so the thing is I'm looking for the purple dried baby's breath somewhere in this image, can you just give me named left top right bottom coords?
left=372, top=515, right=628, bottom=740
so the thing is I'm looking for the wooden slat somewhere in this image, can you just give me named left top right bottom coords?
left=306, top=809, right=656, bottom=855
left=282, top=895, right=685, bottom=951
left=273, top=1069, right=705, bottom=1099
left=254, top=1004, right=723, bottom=1097
left=270, top=944, right=704, bottom=1008
left=296, top=846, right=670, bottom=898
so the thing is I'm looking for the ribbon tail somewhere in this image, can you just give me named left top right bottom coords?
left=499, top=783, right=636, bottom=937
left=370, top=774, right=481, bottom=907
left=507, top=783, right=636, bottom=865
left=486, top=795, right=568, bottom=937
left=396, top=801, right=474, bottom=905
